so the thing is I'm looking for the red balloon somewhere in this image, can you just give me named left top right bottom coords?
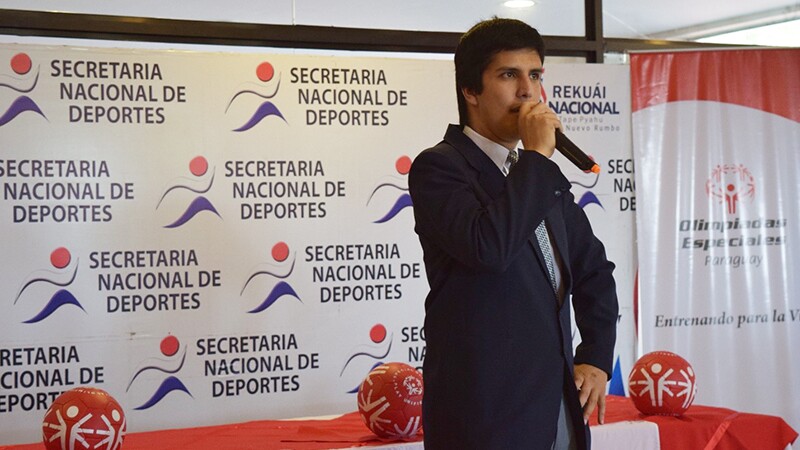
left=42, top=386, right=126, bottom=450
left=628, top=351, right=697, bottom=416
left=357, top=362, right=423, bottom=439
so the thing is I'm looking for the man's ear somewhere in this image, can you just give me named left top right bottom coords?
left=462, top=87, right=479, bottom=106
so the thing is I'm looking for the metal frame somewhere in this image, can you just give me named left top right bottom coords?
left=0, top=5, right=734, bottom=62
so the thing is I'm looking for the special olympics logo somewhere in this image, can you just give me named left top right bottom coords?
left=126, top=334, right=193, bottom=410
left=403, top=374, right=423, bottom=396
left=341, top=323, right=392, bottom=393
left=226, top=61, right=286, bottom=132
left=706, top=164, right=755, bottom=215
left=1, top=52, right=47, bottom=127
left=14, top=247, right=85, bottom=324
left=157, top=155, right=221, bottom=228
left=240, top=241, right=302, bottom=313
left=367, top=156, right=413, bottom=223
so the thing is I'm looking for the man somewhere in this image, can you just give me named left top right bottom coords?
left=408, top=18, right=618, bottom=449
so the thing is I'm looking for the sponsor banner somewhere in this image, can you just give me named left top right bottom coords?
left=0, top=44, right=634, bottom=444
left=541, top=65, right=635, bottom=395
left=631, top=49, right=800, bottom=430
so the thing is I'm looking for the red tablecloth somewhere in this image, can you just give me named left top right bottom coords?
left=1, top=412, right=416, bottom=450
left=3, top=396, right=797, bottom=449
left=590, top=396, right=797, bottom=450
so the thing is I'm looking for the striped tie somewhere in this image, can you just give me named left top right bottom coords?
left=505, top=149, right=518, bottom=174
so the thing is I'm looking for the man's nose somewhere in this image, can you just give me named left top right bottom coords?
left=518, top=79, right=535, bottom=99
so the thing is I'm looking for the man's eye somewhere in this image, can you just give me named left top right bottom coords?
left=503, top=71, right=516, bottom=78
left=531, top=73, right=542, bottom=81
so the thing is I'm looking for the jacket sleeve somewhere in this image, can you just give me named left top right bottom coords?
left=562, top=190, right=619, bottom=377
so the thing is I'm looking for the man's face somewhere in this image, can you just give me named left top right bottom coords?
left=463, top=48, right=543, bottom=149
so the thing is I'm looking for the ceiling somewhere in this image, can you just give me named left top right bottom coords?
left=0, top=0, right=798, bottom=41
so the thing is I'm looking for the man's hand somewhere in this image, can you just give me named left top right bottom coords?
left=573, top=363, right=609, bottom=424
left=517, top=100, right=561, bottom=157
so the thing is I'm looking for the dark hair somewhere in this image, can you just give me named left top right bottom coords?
left=454, top=18, right=545, bottom=125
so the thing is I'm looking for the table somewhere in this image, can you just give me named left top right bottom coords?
left=590, top=396, right=797, bottom=450
left=2, top=396, right=796, bottom=449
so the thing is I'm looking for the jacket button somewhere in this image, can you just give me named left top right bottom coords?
left=554, top=190, right=562, bottom=197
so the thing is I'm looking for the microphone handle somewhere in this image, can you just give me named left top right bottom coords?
left=555, top=129, right=599, bottom=173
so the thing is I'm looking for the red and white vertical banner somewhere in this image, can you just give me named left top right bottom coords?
left=631, top=49, right=800, bottom=430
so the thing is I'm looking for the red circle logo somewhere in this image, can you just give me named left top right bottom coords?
left=395, top=156, right=412, bottom=175
left=369, top=324, right=387, bottom=343
left=272, top=242, right=290, bottom=262
left=160, top=335, right=180, bottom=357
left=50, top=247, right=71, bottom=269
left=256, top=62, right=275, bottom=82
left=189, top=156, right=208, bottom=176
left=11, top=53, right=32, bottom=75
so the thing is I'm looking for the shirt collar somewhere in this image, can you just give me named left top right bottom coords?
left=463, top=126, right=519, bottom=174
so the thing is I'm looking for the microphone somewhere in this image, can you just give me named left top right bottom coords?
left=555, top=129, right=600, bottom=174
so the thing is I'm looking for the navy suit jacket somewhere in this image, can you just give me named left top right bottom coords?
left=409, top=125, right=618, bottom=450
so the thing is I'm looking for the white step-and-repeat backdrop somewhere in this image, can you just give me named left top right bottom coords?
left=0, top=44, right=634, bottom=444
